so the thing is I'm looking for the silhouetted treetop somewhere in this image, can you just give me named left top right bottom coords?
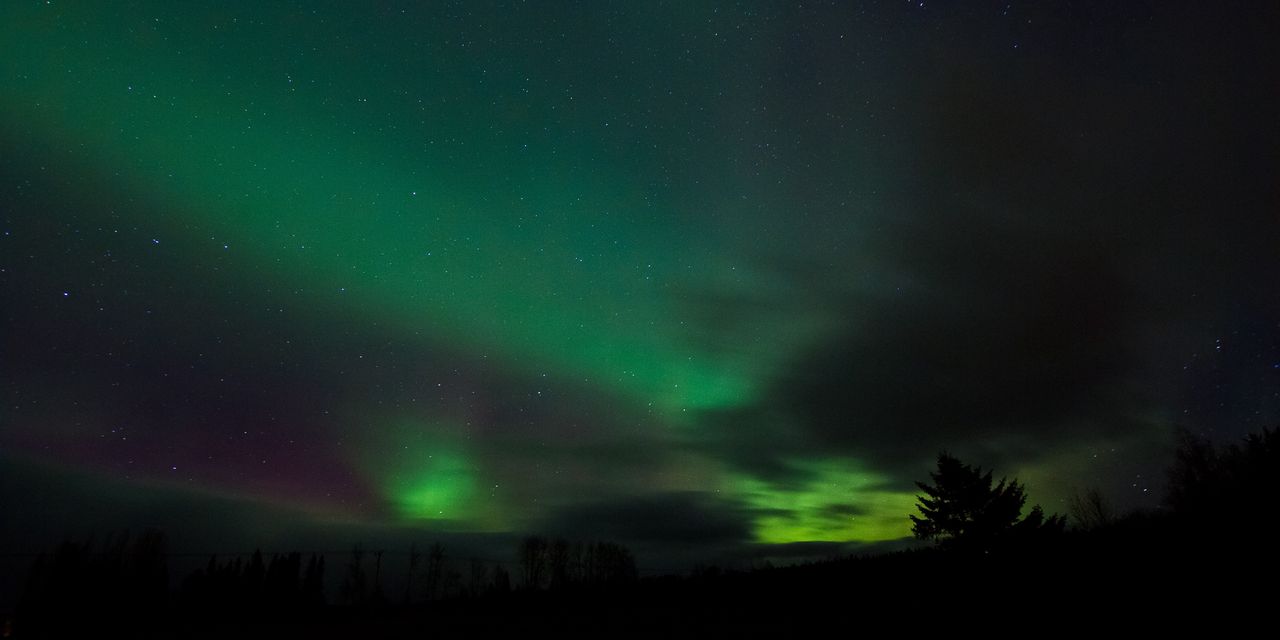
left=1166, top=427, right=1279, bottom=521
left=911, top=452, right=1064, bottom=551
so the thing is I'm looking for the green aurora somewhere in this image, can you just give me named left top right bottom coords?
left=5, top=1, right=1268, bottom=565
left=0, top=1, right=900, bottom=545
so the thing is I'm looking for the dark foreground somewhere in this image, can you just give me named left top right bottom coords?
left=8, top=516, right=1275, bottom=638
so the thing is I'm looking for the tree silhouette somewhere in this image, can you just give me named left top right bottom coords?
left=519, top=536, right=548, bottom=589
left=302, top=553, right=325, bottom=606
left=404, top=543, right=421, bottom=605
left=339, top=545, right=367, bottom=605
left=423, top=542, right=445, bottom=600
left=547, top=538, right=571, bottom=589
left=911, top=452, right=1064, bottom=551
left=1068, top=487, right=1114, bottom=531
left=15, top=529, right=169, bottom=636
left=1165, top=426, right=1278, bottom=519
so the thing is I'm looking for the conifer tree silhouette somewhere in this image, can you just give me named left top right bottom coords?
left=911, top=452, right=1063, bottom=551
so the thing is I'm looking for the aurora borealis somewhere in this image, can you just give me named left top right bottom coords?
left=2, top=1, right=1278, bottom=571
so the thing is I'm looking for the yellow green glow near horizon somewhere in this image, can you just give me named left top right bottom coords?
left=738, top=460, right=919, bottom=544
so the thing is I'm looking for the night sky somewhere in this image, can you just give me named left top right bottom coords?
left=2, top=1, right=1277, bottom=570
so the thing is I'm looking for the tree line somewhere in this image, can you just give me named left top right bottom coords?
left=907, top=426, right=1279, bottom=553
left=13, top=533, right=637, bottom=636
left=11, top=426, right=1275, bottom=634
left=516, top=536, right=638, bottom=590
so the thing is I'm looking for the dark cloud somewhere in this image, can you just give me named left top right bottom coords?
left=699, top=2, right=1280, bottom=488
left=776, top=234, right=1134, bottom=470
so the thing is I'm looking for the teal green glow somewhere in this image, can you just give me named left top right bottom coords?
left=395, top=451, right=476, bottom=520
left=350, top=416, right=503, bottom=529
left=0, top=2, right=920, bottom=549
left=0, top=2, right=826, bottom=415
